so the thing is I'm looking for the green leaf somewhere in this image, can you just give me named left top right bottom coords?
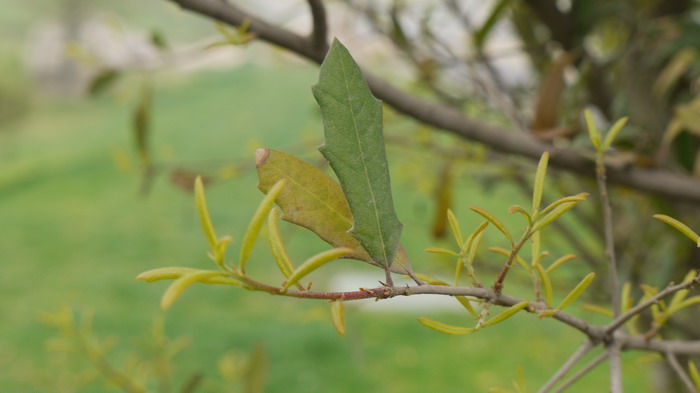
left=546, top=254, right=577, bottom=273
left=532, top=152, right=549, bottom=213
left=312, top=39, right=403, bottom=270
left=689, top=361, right=700, bottom=391
left=455, top=296, right=480, bottom=318
left=669, top=270, right=697, bottom=310
left=195, top=176, right=218, bottom=251
left=239, top=179, right=288, bottom=273
left=161, top=271, right=224, bottom=310
left=482, top=301, right=530, bottom=327
left=447, top=209, right=464, bottom=246
left=281, top=248, right=354, bottom=292
left=331, top=301, right=346, bottom=337
left=424, top=247, right=460, bottom=257
left=602, top=117, right=629, bottom=150
left=508, top=205, right=532, bottom=226
left=535, top=193, right=589, bottom=219
left=532, top=195, right=588, bottom=233
left=266, top=207, right=295, bottom=279
left=137, top=267, right=241, bottom=286
left=256, top=149, right=412, bottom=274
left=584, top=109, right=601, bottom=151
left=469, top=206, right=512, bottom=243
left=534, top=263, right=553, bottom=307
left=418, top=317, right=476, bottom=335
left=557, top=273, right=595, bottom=311
left=654, top=214, right=700, bottom=246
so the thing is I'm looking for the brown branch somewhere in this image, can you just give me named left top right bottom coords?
left=666, top=352, right=699, bottom=393
left=604, top=275, right=700, bottom=334
left=536, top=340, right=594, bottom=393
left=167, top=0, right=700, bottom=205
left=306, top=0, right=328, bottom=54
left=595, top=155, right=621, bottom=317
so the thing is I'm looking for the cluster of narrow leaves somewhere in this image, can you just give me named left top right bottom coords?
left=419, top=152, right=595, bottom=335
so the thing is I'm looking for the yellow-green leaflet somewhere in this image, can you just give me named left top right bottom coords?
left=669, top=270, right=697, bottom=310
left=267, top=207, right=295, bottom=278
left=137, top=267, right=240, bottom=286
left=161, top=271, right=224, bottom=310
left=532, top=152, right=549, bottom=213
left=557, top=273, right=595, bottom=311
left=534, top=263, right=553, bottom=307
left=281, top=248, right=353, bottom=292
left=546, top=254, right=576, bottom=273
left=240, top=179, right=288, bottom=272
left=195, top=176, right=217, bottom=250
left=482, top=301, right=529, bottom=327
left=602, top=117, right=629, bottom=150
left=331, top=301, right=346, bottom=337
left=653, top=214, right=700, bottom=246
left=508, top=205, right=532, bottom=226
left=689, top=361, right=700, bottom=390
left=447, top=209, right=464, bottom=246
left=532, top=196, right=587, bottom=233
left=455, top=296, right=479, bottom=318
left=584, top=109, right=601, bottom=150
left=424, top=247, right=460, bottom=257
left=469, top=206, right=512, bottom=243
left=418, top=317, right=475, bottom=335
left=581, top=304, right=613, bottom=317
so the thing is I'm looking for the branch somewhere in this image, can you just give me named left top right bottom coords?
left=552, top=352, right=608, bottom=393
left=608, top=342, right=624, bottom=393
left=168, top=0, right=700, bottom=205
left=537, top=340, right=594, bottom=393
left=604, top=275, right=700, bottom=334
left=666, top=352, right=698, bottom=393
left=595, top=154, right=621, bottom=317
left=306, top=0, right=328, bottom=54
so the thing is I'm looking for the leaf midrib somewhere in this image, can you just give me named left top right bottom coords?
left=341, top=61, right=389, bottom=266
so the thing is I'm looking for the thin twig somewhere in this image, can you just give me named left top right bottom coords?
left=595, top=150, right=623, bottom=393
left=604, top=275, right=700, bottom=334
left=306, top=0, right=328, bottom=54
left=666, top=352, right=699, bottom=393
left=595, top=157, right=621, bottom=317
left=552, top=352, right=609, bottom=393
left=537, top=340, right=594, bottom=393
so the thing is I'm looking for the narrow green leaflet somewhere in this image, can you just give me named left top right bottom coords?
left=256, top=149, right=412, bottom=274
left=312, top=39, right=403, bottom=269
left=418, top=317, right=476, bottom=335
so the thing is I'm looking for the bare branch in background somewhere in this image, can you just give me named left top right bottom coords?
left=552, top=352, right=609, bottom=393
left=168, top=0, right=700, bottom=205
left=536, top=340, right=594, bottom=393
left=666, top=353, right=698, bottom=393
left=306, top=0, right=328, bottom=54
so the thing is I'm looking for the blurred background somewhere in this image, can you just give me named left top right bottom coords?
left=5, top=0, right=700, bottom=391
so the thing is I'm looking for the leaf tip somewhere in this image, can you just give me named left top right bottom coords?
left=255, top=148, right=270, bottom=168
